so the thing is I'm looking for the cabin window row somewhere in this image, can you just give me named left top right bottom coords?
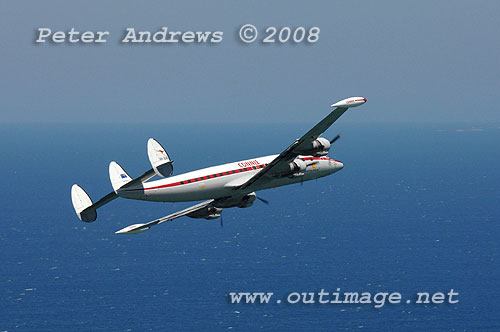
left=178, top=164, right=267, bottom=185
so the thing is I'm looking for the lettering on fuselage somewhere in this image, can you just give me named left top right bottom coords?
left=237, top=160, right=260, bottom=168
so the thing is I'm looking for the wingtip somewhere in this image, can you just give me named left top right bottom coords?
left=331, top=96, right=367, bottom=108
left=115, top=223, right=150, bottom=234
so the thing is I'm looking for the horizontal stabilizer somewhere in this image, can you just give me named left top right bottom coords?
left=71, top=184, right=118, bottom=222
left=110, top=160, right=156, bottom=193
left=148, top=138, right=173, bottom=177
left=71, top=161, right=149, bottom=223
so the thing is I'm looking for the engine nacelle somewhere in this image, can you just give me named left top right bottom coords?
left=313, top=137, right=331, bottom=156
left=214, top=193, right=257, bottom=209
left=289, top=158, right=307, bottom=177
left=238, top=192, right=256, bottom=208
left=187, top=206, right=223, bottom=220
left=296, top=137, right=331, bottom=156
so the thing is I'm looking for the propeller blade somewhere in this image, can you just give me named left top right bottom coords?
left=257, top=197, right=269, bottom=205
left=220, top=214, right=223, bottom=228
left=330, top=134, right=341, bottom=144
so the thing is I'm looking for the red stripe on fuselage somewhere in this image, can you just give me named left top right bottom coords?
left=124, top=163, right=269, bottom=192
left=124, top=156, right=339, bottom=192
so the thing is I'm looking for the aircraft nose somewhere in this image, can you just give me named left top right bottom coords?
left=337, top=161, right=344, bottom=170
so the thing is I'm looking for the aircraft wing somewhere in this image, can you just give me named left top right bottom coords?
left=236, top=97, right=366, bottom=192
left=115, top=199, right=215, bottom=234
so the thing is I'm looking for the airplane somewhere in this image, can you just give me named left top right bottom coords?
left=71, top=96, right=367, bottom=234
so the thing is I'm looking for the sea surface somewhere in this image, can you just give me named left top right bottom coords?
left=0, top=123, right=499, bottom=331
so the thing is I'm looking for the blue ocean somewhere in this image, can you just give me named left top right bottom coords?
left=1, top=123, right=498, bottom=331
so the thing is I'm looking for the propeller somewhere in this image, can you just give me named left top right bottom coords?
left=220, top=214, right=223, bottom=228
left=257, top=197, right=269, bottom=205
left=330, top=134, right=341, bottom=144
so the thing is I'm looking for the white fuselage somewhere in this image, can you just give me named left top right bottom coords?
left=117, top=155, right=343, bottom=202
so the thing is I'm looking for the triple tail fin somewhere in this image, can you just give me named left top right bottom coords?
left=71, top=138, right=171, bottom=223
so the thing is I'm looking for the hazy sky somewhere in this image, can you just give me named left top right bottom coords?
left=1, top=1, right=499, bottom=123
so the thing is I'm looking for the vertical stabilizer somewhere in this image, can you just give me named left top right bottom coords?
left=147, top=138, right=174, bottom=177
left=71, top=184, right=97, bottom=222
left=109, top=161, right=132, bottom=192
